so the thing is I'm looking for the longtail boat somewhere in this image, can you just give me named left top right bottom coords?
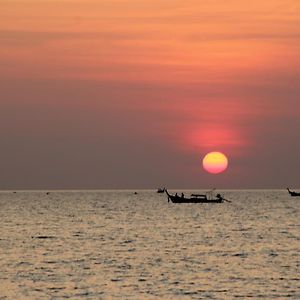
left=287, top=188, right=300, bottom=197
left=165, top=189, right=229, bottom=203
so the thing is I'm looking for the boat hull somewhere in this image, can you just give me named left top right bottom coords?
left=169, top=196, right=223, bottom=203
left=167, top=194, right=223, bottom=203
left=289, top=192, right=300, bottom=197
left=287, top=188, right=300, bottom=196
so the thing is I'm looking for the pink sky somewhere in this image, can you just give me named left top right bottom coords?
left=1, top=1, right=300, bottom=188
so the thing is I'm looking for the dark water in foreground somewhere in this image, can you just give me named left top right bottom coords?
left=0, top=190, right=299, bottom=299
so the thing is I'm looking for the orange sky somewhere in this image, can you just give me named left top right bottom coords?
left=1, top=1, right=300, bottom=188
left=1, top=1, right=300, bottom=81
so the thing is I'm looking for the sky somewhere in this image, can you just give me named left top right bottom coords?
left=0, top=0, right=300, bottom=189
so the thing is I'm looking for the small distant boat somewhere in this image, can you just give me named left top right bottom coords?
left=287, top=188, right=300, bottom=197
left=165, top=189, right=229, bottom=203
left=157, top=188, right=165, bottom=193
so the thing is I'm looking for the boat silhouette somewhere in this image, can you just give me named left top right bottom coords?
left=157, top=188, right=165, bottom=193
left=287, top=188, right=300, bottom=197
left=164, top=189, right=229, bottom=203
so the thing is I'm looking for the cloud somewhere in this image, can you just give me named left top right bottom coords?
left=188, top=33, right=300, bottom=43
left=0, top=30, right=156, bottom=46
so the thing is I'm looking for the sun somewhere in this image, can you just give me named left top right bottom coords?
left=202, top=151, right=228, bottom=174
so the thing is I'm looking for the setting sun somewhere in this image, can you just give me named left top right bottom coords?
left=203, top=152, right=228, bottom=174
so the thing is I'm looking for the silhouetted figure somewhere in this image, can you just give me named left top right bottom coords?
left=181, top=193, right=184, bottom=198
left=175, top=193, right=178, bottom=197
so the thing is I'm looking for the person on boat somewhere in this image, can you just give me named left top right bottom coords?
left=181, top=193, right=184, bottom=198
left=175, top=193, right=178, bottom=197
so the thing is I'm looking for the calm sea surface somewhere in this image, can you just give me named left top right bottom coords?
left=0, top=190, right=299, bottom=299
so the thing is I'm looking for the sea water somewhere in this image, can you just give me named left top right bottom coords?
left=0, top=190, right=299, bottom=299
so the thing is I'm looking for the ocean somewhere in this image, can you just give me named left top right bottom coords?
left=0, top=190, right=299, bottom=299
